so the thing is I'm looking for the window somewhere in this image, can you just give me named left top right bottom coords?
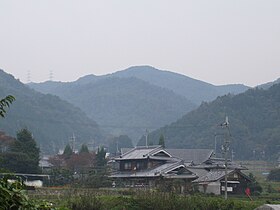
left=124, top=162, right=132, bottom=170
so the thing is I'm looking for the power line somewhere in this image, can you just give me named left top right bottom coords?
left=26, top=71, right=31, bottom=83
left=49, top=70, right=53, bottom=81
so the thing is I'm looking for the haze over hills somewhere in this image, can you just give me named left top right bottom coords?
left=111, top=66, right=250, bottom=105
left=0, top=69, right=104, bottom=153
left=29, top=66, right=250, bottom=141
left=3, top=65, right=279, bottom=159
left=138, top=83, right=280, bottom=160
left=257, top=77, right=280, bottom=90
left=31, top=66, right=249, bottom=105
left=30, top=77, right=196, bottom=142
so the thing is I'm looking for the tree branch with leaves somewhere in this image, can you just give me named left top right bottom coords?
left=0, top=95, right=15, bottom=118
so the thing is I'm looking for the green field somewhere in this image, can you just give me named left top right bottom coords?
left=25, top=161, right=280, bottom=209
left=26, top=186, right=280, bottom=210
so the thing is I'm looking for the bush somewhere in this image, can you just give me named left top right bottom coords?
left=0, top=175, right=54, bottom=209
left=248, top=173, right=263, bottom=195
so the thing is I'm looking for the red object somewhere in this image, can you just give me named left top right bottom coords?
left=245, top=187, right=251, bottom=196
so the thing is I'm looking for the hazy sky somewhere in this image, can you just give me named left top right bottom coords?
left=0, top=0, right=279, bottom=86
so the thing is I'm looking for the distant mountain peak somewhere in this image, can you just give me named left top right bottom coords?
left=111, top=65, right=249, bottom=105
left=75, top=74, right=99, bottom=85
left=115, top=65, right=185, bottom=76
left=125, top=65, right=158, bottom=72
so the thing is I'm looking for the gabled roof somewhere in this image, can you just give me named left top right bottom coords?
left=116, top=146, right=171, bottom=160
left=192, top=170, right=234, bottom=183
left=166, top=149, right=214, bottom=165
left=110, top=160, right=196, bottom=179
left=118, top=147, right=214, bottom=165
left=187, top=167, right=209, bottom=178
left=192, top=169, right=251, bottom=183
left=121, top=148, right=133, bottom=155
left=199, top=157, right=247, bottom=170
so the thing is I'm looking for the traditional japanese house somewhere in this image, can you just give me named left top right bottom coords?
left=189, top=157, right=251, bottom=195
left=110, top=146, right=197, bottom=192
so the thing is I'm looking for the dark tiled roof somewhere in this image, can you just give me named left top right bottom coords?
left=166, top=149, right=214, bottom=165
left=187, top=167, right=209, bottom=178
left=110, top=160, right=196, bottom=179
left=192, top=170, right=234, bottom=183
left=121, top=148, right=133, bottom=155
left=200, top=157, right=247, bottom=170
left=116, top=146, right=171, bottom=160
left=119, top=147, right=213, bottom=164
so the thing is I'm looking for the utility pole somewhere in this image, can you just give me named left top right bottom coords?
left=214, top=133, right=222, bottom=157
left=70, top=133, right=76, bottom=152
left=116, top=139, right=119, bottom=154
left=145, top=129, right=149, bottom=148
left=221, top=116, right=230, bottom=200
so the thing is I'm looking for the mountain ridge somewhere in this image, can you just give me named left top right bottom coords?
left=109, top=66, right=250, bottom=104
left=0, top=69, right=104, bottom=153
left=138, top=83, right=280, bottom=160
left=31, top=76, right=196, bottom=142
left=31, top=65, right=249, bottom=105
left=29, top=65, right=250, bottom=142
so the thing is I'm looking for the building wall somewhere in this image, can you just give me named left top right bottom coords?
left=198, top=182, right=221, bottom=195
left=119, top=159, right=164, bottom=171
left=207, top=181, right=221, bottom=195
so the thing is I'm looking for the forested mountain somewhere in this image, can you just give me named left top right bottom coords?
left=0, top=69, right=104, bottom=153
left=257, top=78, right=280, bottom=90
left=29, top=65, right=249, bottom=141
left=31, top=77, right=196, bottom=141
left=138, top=84, right=280, bottom=160
left=111, top=66, right=249, bottom=104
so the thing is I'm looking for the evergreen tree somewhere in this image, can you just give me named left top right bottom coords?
left=9, top=128, right=40, bottom=173
left=159, top=134, right=165, bottom=148
left=79, top=144, right=89, bottom=154
left=63, top=144, right=73, bottom=158
left=247, top=173, right=263, bottom=195
left=108, top=135, right=133, bottom=154
left=86, top=147, right=110, bottom=188
left=96, top=147, right=106, bottom=167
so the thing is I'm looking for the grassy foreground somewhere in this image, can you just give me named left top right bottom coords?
left=27, top=188, right=280, bottom=210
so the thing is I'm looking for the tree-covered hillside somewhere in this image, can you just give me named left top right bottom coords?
left=112, top=66, right=249, bottom=104
left=0, top=69, right=104, bottom=153
left=29, top=66, right=249, bottom=142
left=31, top=77, right=196, bottom=142
left=138, top=84, right=280, bottom=160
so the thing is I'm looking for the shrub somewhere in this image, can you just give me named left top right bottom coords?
left=0, top=175, right=54, bottom=209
